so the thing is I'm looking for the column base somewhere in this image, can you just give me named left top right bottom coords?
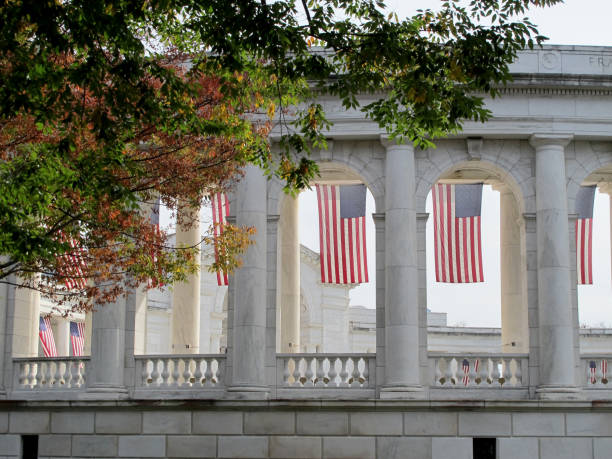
left=379, top=384, right=426, bottom=400
left=536, top=385, right=582, bottom=400
left=84, top=384, right=129, bottom=400
left=226, top=385, right=270, bottom=400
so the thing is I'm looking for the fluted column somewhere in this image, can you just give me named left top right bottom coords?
left=229, top=165, right=268, bottom=395
left=171, top=203, right=201, bottom=354
left=530, top=133, right=579, bottom=398
left=499, top=185, right=529, bottom=353
left=279, top=195, right=300, bottom=353
left=380, top=136, right=422, bottom=397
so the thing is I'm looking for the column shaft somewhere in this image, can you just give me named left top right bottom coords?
left=12, top=282, right=39, bottom=358
left=52, top=318, right=70, bottom=356
left=87, top=294, right=127, bottom=395
left=500, top=189, right=529, bottom=353
left=381, top=138, right=422, bottom=396
left=230, top=165, right=268, bottom=392
left=279, top=195, right=300, bottom=353
left=171, top=203, right=201, bottom=354
left=531, top=134, right=578, bottom=396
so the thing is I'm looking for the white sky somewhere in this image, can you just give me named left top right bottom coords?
left=165, top=0, right=612, bottom=327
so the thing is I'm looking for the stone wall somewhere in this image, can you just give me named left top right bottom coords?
left=2, top=401, right=612, bottom=458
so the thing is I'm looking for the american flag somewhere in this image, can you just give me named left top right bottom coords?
left=603, top=360, right=608, bottom=381
left=576, top=185, right=595, bottom=285
left=462, top=358, right=479, bottom=386
left=70, top=322, right=85, bottom=356
left=39, top=317, right=57, bottom=357
left=432, top=183, right=484, bottom=283
left=57, top=232, right=87, bottom=290
left=590, top=360, right=597, bottom=384
left=316, top=184, right=368, bottom=284
left=211, top=193, right=230, bottom=286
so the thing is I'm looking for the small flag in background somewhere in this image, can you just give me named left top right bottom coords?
left=576, top=185, right=596, bottom=285
left=316, top=184, right=368, bottom=284
left=211, top=193, right=230, bottom=286
left=462, top=359, right=479, bottom=386
left=39, top=317, right=57, bottom=357
left=432, top=183, right=484, bottom=283
left=57, top=232, right=87, bottom=290
left=70, top=322, right=85, bottom=356
left=590, top=360, right=597, bottom=384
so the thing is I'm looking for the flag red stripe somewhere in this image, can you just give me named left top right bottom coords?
left=316, top=186, right=327, bottom=283
left=361, top=216, right=368, bottom=282
left=348, top=218, right=355, bottom=283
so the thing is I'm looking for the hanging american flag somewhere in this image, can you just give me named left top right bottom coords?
left=461, top=358, right=479, bottom=386
left=316, top=184, right=368, bottom=284
left=432, top=183, right=484, bottom=283
left=576, top=185, right=596, bottom=285
left=211, top=193, right=230, bottom=286
left=590, top=360, right=597, bottom=384
left=57, top=232, right=87, bottom=290
left=70, top=322, right=85, bottom=356
left=603, top=360, right=608, bottom=381
left=39, top=317, right=57, bottom=357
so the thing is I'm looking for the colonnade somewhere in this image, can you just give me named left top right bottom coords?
left=0, top=133, right=588, bottom=399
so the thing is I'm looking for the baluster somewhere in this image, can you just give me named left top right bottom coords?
left=596, top=362, right=604, bottom=387
left=283, top=358, right=291, bottom=386
left=171, top=358, right=181, bottom=387
left=182, top=359, right=193, bottom=386
left=150, top=359, right=160, bottom=386
left=491, top=359, right=501, bottom=386
left=501, top=359, right=511, bottom=386
left=71, top=361, right=81, bottom=387
left=339, top=357, right=349, bottom=388
left=35, top=362, right=44, bottom=389
left=479, top=359, right=490, bottom=385
left=63, top=361, right=73, bottom=388
left=444, top=359, right=454, bottom=386
left=18, top=363, right=28, bottom=389
left=315, top=358, right=326, bottom=387
left=328, top=358, right=338, bottom=387
left=468, top=359, right=478, bottom=387
left=434, top=359, right=443, bottom=386
left=53, top=361, right=62, bottom=388
left=361, top=358, right=369, bottom=387
left=195, top=359, right=205, bottom=387
left=304, top=357, right=315, bottom=387
left=292, top=358, right=301, bottom=387
left=142, top=359, right=152, bottom=386
left=214, top=359, right=222, bottom=386
left=351, top=358, right=361, bottom=388
left=514, top=359, right=522, bottom=387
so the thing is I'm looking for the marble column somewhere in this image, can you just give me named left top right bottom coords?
left=83, top=311, right=92, bottom=355
left=530, top=134, right=579, bottom=397
left=600, top=185, right=612, bottom=285
left=380, top=136, right=422, bottom=397
left=499, top=185, right=529, bottom=353
left=171, top=203, right=201, bottom=354
left=86, top=295, right=128, bottom=396
left=229, top=165, right=268, bottom=395
left=52, top=317, right=70, bottom=356
left=279, top=195, right=300, bottom=353
left=11, top=281, right=40, bottom=358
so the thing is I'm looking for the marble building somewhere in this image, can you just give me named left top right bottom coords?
left=2, top=45, right=612, bottom=458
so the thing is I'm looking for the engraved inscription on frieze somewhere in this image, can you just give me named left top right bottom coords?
left=589, top=56, right=612, bottom=69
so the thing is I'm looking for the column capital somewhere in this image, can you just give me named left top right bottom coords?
left=380, top=134, right=414, bottom=151
left=529, top=133, right=573, bottom=149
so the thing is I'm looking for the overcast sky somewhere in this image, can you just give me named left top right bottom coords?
left=167, top=0, right=612, bottom=328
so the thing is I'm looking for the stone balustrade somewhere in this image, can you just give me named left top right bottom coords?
left=13, top=356, right=88, bottom=391
left=581, top=356, right=611, bottom=387
left=276, top=353, right=375, bottom=389
left=135, top=354, right=225, bottom=389
left=430, top=353, right=528, bottom=389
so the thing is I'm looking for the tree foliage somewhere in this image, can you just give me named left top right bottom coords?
left=0, top=0, right=561, bottom=308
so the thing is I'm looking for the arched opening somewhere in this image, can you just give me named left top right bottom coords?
left=424, top=161, right=529, bottom=354
left=276, top=161, right=377, bottom=354
left=575, top=165, right=612, bottom=332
